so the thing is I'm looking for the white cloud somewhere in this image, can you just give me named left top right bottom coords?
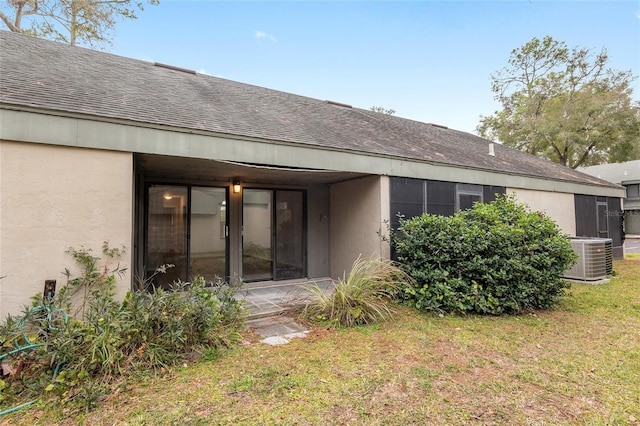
left=255, top=30, right=277, bottom=43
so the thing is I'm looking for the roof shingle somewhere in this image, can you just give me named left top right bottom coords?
left=0, top=31, right=617, bottom=188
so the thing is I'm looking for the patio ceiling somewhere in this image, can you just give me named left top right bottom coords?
left=136, top=153, right=369, bottom=186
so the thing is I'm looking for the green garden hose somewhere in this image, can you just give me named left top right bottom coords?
left=0, top=304, right=68, bottom=417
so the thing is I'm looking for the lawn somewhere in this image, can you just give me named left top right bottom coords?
left=3, top=259, right=640, bottom=425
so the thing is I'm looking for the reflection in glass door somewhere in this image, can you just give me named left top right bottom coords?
left=275, top=191, right=304, bottom=280
left=242, top=189, right=273, bottom=281
left=190, top=187, right=228, bottom=283
left=242, top=189, right=305, bottom=282
left=146, top=185, right=227, bottom=289
left=146, top=185, right=188, bottom=288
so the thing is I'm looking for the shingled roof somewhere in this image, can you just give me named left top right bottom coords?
left=579, top=160, right=640, bottom=185
left=0, top=31, right=617, bottom=189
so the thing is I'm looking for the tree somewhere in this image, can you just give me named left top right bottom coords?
left=477, top=36, right=640, bottom=168
left=0, top=0, right=158, bottom=48
left=370, top=106, right=396, bottom=115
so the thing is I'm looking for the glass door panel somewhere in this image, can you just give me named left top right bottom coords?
left=146, top=185, right=188, bottom=289
left=243, top=189, right=273, bottom=281
left=190, top=187, right=227, bottom=283
left=275, top=191, right=304, bottom=280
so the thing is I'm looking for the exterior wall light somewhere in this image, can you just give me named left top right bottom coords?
left=233, top=179, right=241, bottom=194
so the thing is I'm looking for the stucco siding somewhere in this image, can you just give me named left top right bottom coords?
left=508, top=188, right=576, bottom=236
left=0, top=141, right=133, bottom=317
left=329, top=176, right=390, bottom=279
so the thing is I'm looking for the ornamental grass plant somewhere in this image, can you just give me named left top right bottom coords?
left=301, top=256, right=411, bottom=328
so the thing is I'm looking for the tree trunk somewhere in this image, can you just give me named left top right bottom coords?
left=70, top=0, right=78, bottom=46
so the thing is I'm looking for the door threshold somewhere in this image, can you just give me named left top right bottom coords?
left=240, top=277, right=332, bottom=290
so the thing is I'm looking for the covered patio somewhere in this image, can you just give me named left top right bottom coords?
left=134, top=153, right=371, bottom=290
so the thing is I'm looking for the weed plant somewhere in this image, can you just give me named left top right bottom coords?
left=0, top=243, right=246, bottom=413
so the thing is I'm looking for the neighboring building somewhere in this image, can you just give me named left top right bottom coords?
left=580, top=160, right=640, bottom=235
left=0, top=31, right=625, bottom=317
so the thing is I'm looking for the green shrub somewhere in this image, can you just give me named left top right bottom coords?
left=119, top=277, right=245, bottom=371
left=301, top=256, right=411, bottom=328
left=392, top=195, right=577, bottom=315
left=0, top=244, right=246, bottom=412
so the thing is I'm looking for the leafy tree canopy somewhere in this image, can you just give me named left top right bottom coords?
left=370, top=106, right=396, bottom=115
left=477, top=36, right=640, bottom=168
left=0, top=0, right=158, bottom=49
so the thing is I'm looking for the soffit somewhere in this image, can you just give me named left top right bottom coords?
left=136, top=154, right=368, bottom=186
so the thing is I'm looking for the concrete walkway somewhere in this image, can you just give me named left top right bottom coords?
left=625, top=234, right=640, bottom=254
left=236, top=278, right=334, bottom=320
left=236, top=278, right=335, bottom=345
left=247, top=315, right=311, bottom=346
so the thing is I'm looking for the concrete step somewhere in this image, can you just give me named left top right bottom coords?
left=235, top=278, right=334, bottom=319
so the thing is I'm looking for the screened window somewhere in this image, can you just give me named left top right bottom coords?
left=389, top=178, right=425, bottom=228
left=456, top=184, right=483, bottom=211
left=627, top=184, right=640, bottom=199
left=390, top=178, right=502, bottom=219
left=427, top=181, right=455, bottom=216
left=389, top=177, right=506, bottom=260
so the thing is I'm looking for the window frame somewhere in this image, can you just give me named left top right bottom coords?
left=455, top=183, right=484, bottom=212
left=626, top=183, right=640, bottom=199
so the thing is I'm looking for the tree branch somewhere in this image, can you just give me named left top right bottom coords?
left=544, top=134, right=566, bottom=166
left=573, top=138, right=599, bottom=168
left=0, top=10, right=20, bottom=31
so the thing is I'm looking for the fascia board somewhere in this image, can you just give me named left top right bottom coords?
left=0, top=106, right=626, bottom=199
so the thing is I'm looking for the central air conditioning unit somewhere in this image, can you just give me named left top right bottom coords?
left=563, top=238, right=613, bottom=281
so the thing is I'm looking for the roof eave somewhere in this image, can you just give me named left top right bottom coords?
left=0, top=103, right=625, bottom=198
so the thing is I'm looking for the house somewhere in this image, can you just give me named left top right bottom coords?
left=579, top=160, right=640, bottom=235
left=0, top=31, right=625, bottom=317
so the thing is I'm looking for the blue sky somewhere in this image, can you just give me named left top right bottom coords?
left=111, top=1, right=640, bottom=134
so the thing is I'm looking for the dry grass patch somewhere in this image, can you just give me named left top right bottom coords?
left=3, top=259, right=640, bottom=425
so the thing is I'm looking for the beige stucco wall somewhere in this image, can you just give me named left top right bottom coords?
left=330, top=175, right=390, bottom=279
left=0, top=141, right=133, bottom=317
left=508, top=188, right=576, bottom=236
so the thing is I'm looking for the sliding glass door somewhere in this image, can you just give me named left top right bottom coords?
left=242, top=189, right=273, bottom=281
left=146, top=184, right=227, bottom=289
left=190, top=187, right=228, bottom=283
left=275, top=190, right=304, bottom=280
left=242, top=189, right=305, bottom=282
left=145, top=184, right=304, bottom=286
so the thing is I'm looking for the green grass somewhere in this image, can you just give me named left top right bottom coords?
left=3, top=259, right=640, bottom=425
